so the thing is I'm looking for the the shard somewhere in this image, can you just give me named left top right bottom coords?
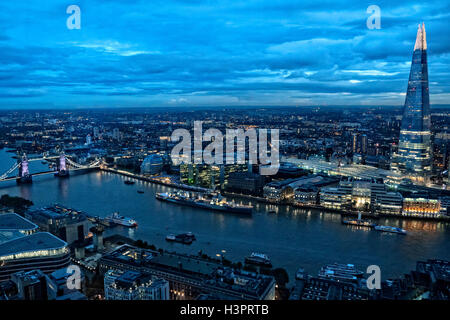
left=391, top=23, right=432, bottom=181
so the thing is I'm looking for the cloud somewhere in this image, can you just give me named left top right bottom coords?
left=0, top=0, right=448, bottom=108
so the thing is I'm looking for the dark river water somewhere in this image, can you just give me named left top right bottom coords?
left=0, top=149, right=449, bottom=282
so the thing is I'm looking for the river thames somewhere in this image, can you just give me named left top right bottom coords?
left=0, top=149, right=449, bottom=282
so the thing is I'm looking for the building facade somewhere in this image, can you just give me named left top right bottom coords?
left=391, top=23, right=432, bottom=182
left=104, top=270, right=169, bottom=300
left=402, top=197, right=441, bottom=218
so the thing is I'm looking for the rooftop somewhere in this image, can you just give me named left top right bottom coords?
left=414, top=23, right=427, bottom=51
left=0, top=213, right=38, bottom=232
left=151, top=252, right=220, bottom=276
left=102, top=245, right=275, bottom=299
left=0, top=232, right=68, bottom=260
left=282, top=157, right=403, bottom=185
left=0, top=230, right=26, bottom=245
left=26, top=205, right=88, bottom=224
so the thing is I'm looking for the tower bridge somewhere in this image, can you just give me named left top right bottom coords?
left=0, top=152, right=102, bottom=184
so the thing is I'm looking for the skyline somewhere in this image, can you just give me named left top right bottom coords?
left=0, top=1, right=449, bottom=109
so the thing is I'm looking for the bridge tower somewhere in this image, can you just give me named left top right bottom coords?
left=17, top=154, right=32, bottom=184
left=55, top=154, right=69, bottom=178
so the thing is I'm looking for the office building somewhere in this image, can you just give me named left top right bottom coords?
left=99, top=245, right=276, bottom=300
left=319, top=177, right=386, bottom=212
left=104, top=269, right=169, bottom=300
left=0, top=232, right=70, bottom=281
left=0, top=213, right=38, bottom=236
left=49, top=267, right=85, bottom=298
left=140, top=153, right=164, bottom=176
left=294, top=186, right=318, bottom=206
left=10, top=269, right=51, bottom=300
left=225, top=171, right=265, bottom=196
left=374, top=192, right=403, bottom=215
left=0, top=214, right=70, bottom=282
left=319, top=187, right=352, bottom=210
left=402, top=197, right=441, bottom=218
left=391, top=24, right=432, bottom=181
left=25, top=205, right=89, bottom=245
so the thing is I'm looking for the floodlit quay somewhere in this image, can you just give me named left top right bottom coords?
left=101, top=164, right=450, bottom=221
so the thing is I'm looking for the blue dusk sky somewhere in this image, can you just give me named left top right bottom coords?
left=0, top=0, right=449, bottom=109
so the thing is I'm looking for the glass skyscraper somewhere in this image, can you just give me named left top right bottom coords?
left=391, top=23, right=432, bottom=182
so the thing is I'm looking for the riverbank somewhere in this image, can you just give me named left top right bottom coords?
left=103, top=167, right=450, bottom=223
left=101, top=167, right=211, bottom=193
left=223, top=190, right=450, bottom=222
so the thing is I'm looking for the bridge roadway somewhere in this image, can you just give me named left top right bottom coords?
left=0, top=167, right=100, bottom=182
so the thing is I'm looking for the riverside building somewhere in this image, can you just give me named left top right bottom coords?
left=99, top=244, right=276, bottom=300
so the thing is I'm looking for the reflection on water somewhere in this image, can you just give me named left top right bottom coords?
left=400, top=220, right=444, bottom=232
left=0, top=149, right=449, bottom=280
left=57, top=177, right=69, bottom=199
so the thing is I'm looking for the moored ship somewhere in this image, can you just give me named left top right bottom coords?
left=104, top=212, right=138, bottom=227
left=374, top=225, right=407, bottom=235
left=341, top=212, right=375, bottom=228
left=341, top=218, right=375, bottom=228
left=165, top=232, right=195, bottom=244
left=245, top=253, right=272, bottom=268
left=156, top=191, right=253, bottom=215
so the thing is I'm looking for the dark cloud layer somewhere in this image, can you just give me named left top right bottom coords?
left=0, top=0, right=448, bottom=108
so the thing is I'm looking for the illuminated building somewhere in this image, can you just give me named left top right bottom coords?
left=25, top=205, right=89, bottom=245
left=391, top=24, right=432, bottom=182
left=180, top=163, right=221, bottom=188
left=0, top=213, right=38, bottom=236
left=351, top=180, right=372, bottom=210
left=0, top=214, right=70, bottom=282
left=352, top=133, right=358, bottom=153
left=402, top=197, right=441, bottom=218
left=266, top=175, right=336, bottom=203
left=283, top=157, right=403, bottom=187
left=0, top=232, right=70, bottom=281
left=301, top=277, right=370, bottom=300
left=140, top=153, right=164, bottom=175
left=318, top=177, right=386, bottom=211
left=440, top=197, right=450, bottom=216
left=264, top=181, right=294, bottom=202
left=374, top=192, right=403, bottom=215
left=319, top=187, right=351, bottom=210
left=351, top=133, right=367, bottom=155
left=104, top=269, right=169, bottom=300
left=100, top=245, right=275, bottom=300
left=180, top=162, right=247, bottom=189
left=294, top=186, right=318, bottom=206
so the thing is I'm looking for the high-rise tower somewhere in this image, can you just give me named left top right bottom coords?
left=391, top=23, right=432, bottom=182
